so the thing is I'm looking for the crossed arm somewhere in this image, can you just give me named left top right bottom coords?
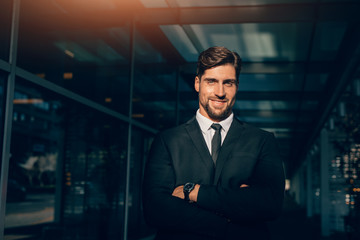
left=171, top=184, right=249, bottom=202
left=142, top=131, right=285, bottom=237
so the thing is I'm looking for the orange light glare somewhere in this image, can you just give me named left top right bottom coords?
left=132, top=114, right=145, bottom=118
left=36, top=73, right=46, bottom=78
left=63, top=72, right=73, bottom=79
left=13, top=99, right=44, bottom=104
left=65, top=49, right=75, bottom=58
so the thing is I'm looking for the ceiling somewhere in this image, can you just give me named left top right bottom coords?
left=15, top=0, right=360, bottom=176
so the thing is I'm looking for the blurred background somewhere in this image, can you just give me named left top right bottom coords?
left=0, top=0, right=359, bottom=239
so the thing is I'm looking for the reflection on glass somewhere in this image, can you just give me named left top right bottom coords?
left=132, top=28, right=177, bottom=130
left=5, top=81, right=63, bottom=239
left=62, top=103, right=128, bottom=239
left=238, top=73, right=304, bottom=91
left=235, top=100, right=297, bottom=111
left=304, top=74, right=328, bottom=92
left=161, top=23, right=312, bottom=62
left=311, top=22, right=347, bottom=61
left=160, top=25, right=199, bottom=62
left=5, top=79, right=128, bottom=240
left=128, top=127, right=155, bottom=239
left=17, top=1, right=131, bottom=115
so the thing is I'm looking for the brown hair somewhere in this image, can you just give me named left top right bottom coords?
left=196, top=46, right=242, bottom=82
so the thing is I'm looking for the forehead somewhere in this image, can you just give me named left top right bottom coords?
left=201, top=64, right=236, bottom=79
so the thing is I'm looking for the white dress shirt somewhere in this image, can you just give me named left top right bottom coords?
left=195, top=109, right=234, bottom=155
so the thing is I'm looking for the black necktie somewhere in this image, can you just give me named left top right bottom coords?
left=211, top=123, right=222, bottom=164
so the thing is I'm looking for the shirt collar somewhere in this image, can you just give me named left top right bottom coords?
left=196, top=109, right=234, bottom=133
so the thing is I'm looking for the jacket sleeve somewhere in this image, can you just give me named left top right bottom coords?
left=196, top=132, right=285, bottom=222
left=142, top=133, right=229, bottom=238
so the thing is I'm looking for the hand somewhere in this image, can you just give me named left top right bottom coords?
left=172, top=184, right=200, bottom=202
left=172, top=185, right=184, bottom=199
left=240, top=184, right=249, bottom=188
left=189, top=184, right=200, bottom=202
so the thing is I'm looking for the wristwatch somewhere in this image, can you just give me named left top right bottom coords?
left=183, top=182, right=195, bottom=201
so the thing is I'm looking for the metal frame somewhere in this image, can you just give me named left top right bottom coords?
left=123, top=18, right=136, bottom=240
left=0, top=59, right=11, bottom=73
left=0, top=0, right=20, bottom=237
left=320, top=129, right=330, bottom=236
left=15, top=67, right=157, bottom=134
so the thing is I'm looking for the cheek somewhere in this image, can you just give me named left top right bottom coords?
left=227, top=89, right=237, bottom=100
left=199, top=87, right=212, bottom=97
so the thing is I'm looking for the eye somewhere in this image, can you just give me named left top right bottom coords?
left=206, top=79, right=216, bottom=84
left=224, top=80, right=236, bottom=87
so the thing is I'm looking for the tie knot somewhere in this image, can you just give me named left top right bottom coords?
left=211, top=123, right=222, bottom=131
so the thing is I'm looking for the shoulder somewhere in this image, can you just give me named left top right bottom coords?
left=233, top=117, right=275, bottom=139
left=155, top=117, right=197, bottom=141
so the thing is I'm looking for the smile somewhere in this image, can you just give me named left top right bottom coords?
left=210, top=99, right=227, bottom=106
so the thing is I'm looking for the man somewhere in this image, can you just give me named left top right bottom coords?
left=142, top=46, right=285, bottom=240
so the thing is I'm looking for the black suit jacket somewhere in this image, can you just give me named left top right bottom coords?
left=143, top=117, right=285, bottom=240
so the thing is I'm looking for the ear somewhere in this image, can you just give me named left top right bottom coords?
left=194, top=76, right=200, bottom=93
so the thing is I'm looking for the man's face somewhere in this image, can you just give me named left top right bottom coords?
left=195, top=64, right=238, bottom=122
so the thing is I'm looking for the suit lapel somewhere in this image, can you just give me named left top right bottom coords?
left=185, top=117, right=215, bottom=171
left=213, top=118, right=244, bottom=185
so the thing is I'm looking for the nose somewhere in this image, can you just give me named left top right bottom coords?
left=214, top=83, right=225, bottom=98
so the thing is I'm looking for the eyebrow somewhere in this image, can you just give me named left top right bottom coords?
left=223, top=79, right=237, bottom=83
left=203, top=78, right=236, bottom=82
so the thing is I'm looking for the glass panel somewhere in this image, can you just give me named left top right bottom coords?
left=304, top=74, right=328, bottom=91
left=234, top=100, right=299, bottom=111
left=5, top=78, right=128, bottom=240
left=310, top=22, right=347, bottom=61
left=5, top=79, right=64, bottom=239
left=160, top=25, right=199, bottom=62
left=62, top=100, right=128, bottom=240
left=132, top=29, right=177, bottom=130
left=178, top=73, right=199, bottom=124
left=0, top=0, right=12, bottom=61
left=239, top=115, right=296, bottom=123
left=0, top=71, right=6, bottom=171
left=239, top=74, right=304, bottom=91
left=128, top=127, right=155, bottom=240
left=301, top=100, right=319, bottom=111
left=16, top=1, right=131, bottom=115
left=162, top=23, right=313, bottom=62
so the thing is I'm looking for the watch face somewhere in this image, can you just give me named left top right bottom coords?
left=184, top=183, right=195, bottom=192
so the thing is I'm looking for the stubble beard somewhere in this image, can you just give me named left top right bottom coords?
left=201, top=100, right=233, bottom=122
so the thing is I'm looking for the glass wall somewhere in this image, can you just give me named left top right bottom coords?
left=1, top=1, right=360, bottom=239
left=16, top=1, right=131, bottom=116
left=178, top=67, right=198, bottom=124
left=132, top=27, right=178, bottom=129
left=0, top=71, right=6, bottom=170
left=128, top=127, right=155, bottom=240
left=0, top=0, right=12, bottom=61
left=0, top=1, right=160, bottom=239
left=5, top=78, right=63, bottom=238
left=61, top=100, right=128, bottom=240
left=4, top=77, right=133, bottom=239
left=291, top=77, right=360, bottom=239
